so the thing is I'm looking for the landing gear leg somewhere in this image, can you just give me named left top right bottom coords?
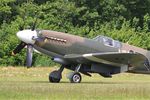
left=49, top=65, right=65, bottom=83
left=68, top=64, right=82, bottom=83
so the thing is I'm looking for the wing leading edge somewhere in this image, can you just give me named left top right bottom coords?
left=64, top=52, right=147, bottom=67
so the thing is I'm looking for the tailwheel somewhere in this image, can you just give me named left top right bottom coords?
left=69, top=72, right=82, bottom=83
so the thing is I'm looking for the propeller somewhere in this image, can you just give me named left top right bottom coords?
left=12, top=15, right=38, bottom=68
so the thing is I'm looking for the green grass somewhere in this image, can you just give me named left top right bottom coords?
left=0, top=67, right=150, bottom=100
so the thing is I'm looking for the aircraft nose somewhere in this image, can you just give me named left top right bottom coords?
left=17, top=30, right=37, bottom=44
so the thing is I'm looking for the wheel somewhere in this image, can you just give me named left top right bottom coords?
left=49, top=70, right=61, bottom=83
left=49, top=76, right=60, bottom=83
left=69, top=72, right=82, bottom=83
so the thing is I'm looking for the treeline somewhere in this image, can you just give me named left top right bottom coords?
left=1, top=0, right=150, bottom=66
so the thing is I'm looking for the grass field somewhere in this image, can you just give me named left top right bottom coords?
left=0, top=66, right=150, bottom=100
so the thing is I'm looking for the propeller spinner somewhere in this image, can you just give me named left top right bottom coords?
left=17, top=30, right=37, bottom=44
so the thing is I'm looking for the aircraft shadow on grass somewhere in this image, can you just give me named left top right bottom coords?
left=27, top=81, right=149, bottom=85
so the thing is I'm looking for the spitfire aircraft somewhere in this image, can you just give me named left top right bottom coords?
left=12, top=27, right=150, bottom=83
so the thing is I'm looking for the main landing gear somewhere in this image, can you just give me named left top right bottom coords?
left=49, top=64, right=82, bottom=83
left=49, top=65, right=64, bottom=83
left=68, top=72, right=82, bottom=83
left=67, top=64, right=82, bottom=83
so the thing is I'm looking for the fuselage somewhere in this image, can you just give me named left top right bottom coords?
left=31, top=30, right=150, bottom=73
left=34, top=30, right=119, bottom=57
left=15, top=29, right=150, bottom=73
left=33, top=30, right=150, bottom=60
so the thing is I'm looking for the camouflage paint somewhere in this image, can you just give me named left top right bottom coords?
left=33, top=30, right=150, bottom=74
left=35, top=30, right=118, bottom=56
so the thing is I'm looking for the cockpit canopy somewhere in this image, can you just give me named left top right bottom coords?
left=93, top=35, right=122, bottom=48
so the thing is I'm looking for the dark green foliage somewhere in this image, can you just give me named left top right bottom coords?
left=1, top=0, right=150, bottom=66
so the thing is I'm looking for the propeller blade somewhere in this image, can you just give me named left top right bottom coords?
left=12, top=41, right=26, bottom=55
left=19, top=15, right=26, bottom=31
left=19, top=25, right=24, bottom=31
left=26, top=44, right=33, bottom=68
left=31, top=17, right=38, bottom=31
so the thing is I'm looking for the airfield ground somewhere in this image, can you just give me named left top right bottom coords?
left=0, top=66, right=150, bottom=100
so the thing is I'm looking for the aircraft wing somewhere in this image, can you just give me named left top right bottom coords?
left=64, top=52, right=147, bottom=67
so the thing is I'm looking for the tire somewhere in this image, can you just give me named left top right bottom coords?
left=69, top=72, right=82, bottom=83
left=49, top=70, right=61, bottom=83
left=49, top=76, right=60, bottom=83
